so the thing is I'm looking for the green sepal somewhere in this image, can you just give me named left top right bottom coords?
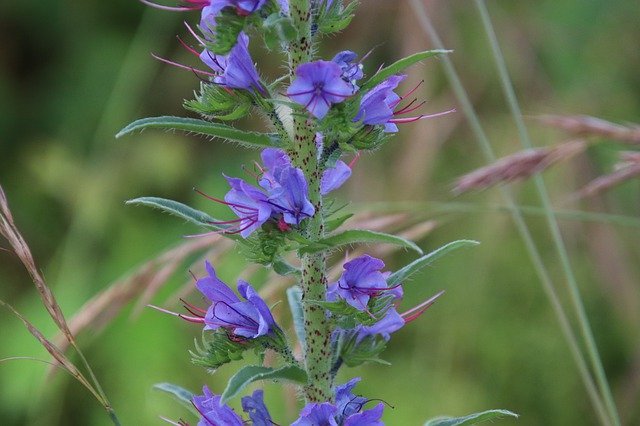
left=272, top=258, right=301, bottom=276
left=335, top=331, right=389, bottom=369
left=317, top=0, right=358, bottom=35
left=424, top=409, right=518, bottom=426
left=117, top=116, right=279, bottom=149
left=184, top=82, right=253, bottom=122
left=361, top=50, right=452, bottom=92
left=239, top=225, right=290, bottom=266
left=314, top=295, right=395, bottom=328
left=153, top=383, right=198, bottom=416
left=299, top=229, right=423, bottom=255
left=388, top=240, right=479, bottom=286
left=221, top=364, right=307, bottom=404
left=190, top=330, right=258, bottom=371
left=286, top=286, right=306, bottom=349
left=202, top=9, right=246, bottom=55
left=262, top=13, right=298, bottom=50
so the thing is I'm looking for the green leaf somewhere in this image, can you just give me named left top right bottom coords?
left=424, top=409, right=518, bottom=426
left=272, top=259, right=300, bottom=277
left=153, top=383, right=198, bottom=416
left=221, top=364, right=307, bottom=404
left=299, top=229, right=423, bottom=255
left=286, top=286, right=305, bottom=349
left=324, top=213, right=353, bottom=232
left=126, top=197, right=217, bottom=228
left=116, top=116, right=279, bottom=149
left=388, top=240, right=479, bottom=286
left=361, top=50, right=451, bottom=92
left=190, top=330, right=257, bottom=370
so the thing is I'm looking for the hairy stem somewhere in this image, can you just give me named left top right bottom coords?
left=286, top=0, right=333, bottom=403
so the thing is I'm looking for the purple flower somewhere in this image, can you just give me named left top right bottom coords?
left=196, top=261, right=280, bottom=338
left=355, top=306, right=405, bottom=343
left=241, top=389, right=272, bottom=425
left=292, top=379, right=385, bottom=426
left=327, top=255, right=391, bottom=310
left=354, top=75, right=405, bottom=133
left=332, top=50, right=364, bottom=93
left=321, top=159, right=351, bottom=195
left=200, top=32, right=264, bottom=93
left=287, top=60, right=353, bottom=119
left=224, top=175, right=273, bottom=238
left=266, top=166, right=316, bottom=225
left=257, top=148, right=316, bottom=225
left=335, top=378, right=367, bottom=419
left=193, top=385, right=244, bottom=426
left=220, top=148, right=315, bottom=237
left=343, top=403, right=384, bottom=426
left=292, top=402, right=339, bottom=426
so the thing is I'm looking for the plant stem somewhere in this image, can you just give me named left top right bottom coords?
left=408, top=1, right=612, bottom=425
left=474, top=2, right=621, bottom=425
left=287, top=0, right=333, bottom=403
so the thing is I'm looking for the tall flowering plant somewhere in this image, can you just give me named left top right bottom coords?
left=118, top=0, right=517, bottom=424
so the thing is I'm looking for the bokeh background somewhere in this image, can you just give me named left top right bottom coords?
left=1, top=0, right=639, bottom=424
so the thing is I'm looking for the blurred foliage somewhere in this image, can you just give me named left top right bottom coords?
left=1, top=0, right=639, bottom=425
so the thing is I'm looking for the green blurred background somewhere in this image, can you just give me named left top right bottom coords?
left=1, top=0, right=639, bottom=424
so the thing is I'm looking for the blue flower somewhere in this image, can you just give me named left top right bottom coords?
left=321, top=159, right=352, bottom=195
left=200, top=32, right=264, bottom=93
left=355, top=306, right=405, bottom=343
left=354, top=75, right=405, bottom=133
left=287, top=60, right=353, bottom=119
left=241, top=389, right=272, bottom=425
left=196, top=261, right=280, bottom=338
left=292, top=378, right=385, bottom=425
left=192, top=385, right=244, bottom=426
left=327, top=255, right=392, bottom=310
left=332, top=50, right=364, bottom=93
left=220, top=148, right=316, bottom=237
left=292, top=402, right=339, bottom=426
left=224, top=175, right=274, bottom=238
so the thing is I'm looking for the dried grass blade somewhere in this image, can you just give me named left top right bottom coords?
left=0, top=300, right=103, bottom=405
left=453, top=139, right=587, bottom=194
left=0, top=185, right=75, bottom=345
left=574, top=163, right=640, bottom=199
left=538, top=114, right=640, bottom=144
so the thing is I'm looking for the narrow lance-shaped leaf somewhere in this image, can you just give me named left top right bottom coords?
left=424, top=409, right=518, bottom=426
left=361, top=50, right=451, bottom=92
left=221, top=364, right=307, bottom=404
left=388, top=240, right=479, bottom=286
left=116, top=116, right=279, bottom=149
left=153, top=383, right=198, bottom=416
left=299, top=229, right=423, bottom=255
left=126, top=197, right=245, bottom=243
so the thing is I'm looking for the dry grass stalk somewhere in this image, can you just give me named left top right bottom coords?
left=453, top=139, right=587, bottom=194
left=574, top=153, right=640, bottom=199
left=538, top=114, right=640, bottom=144
left=0, top=185, right=75, bottom=345
left=55, top=233, right=224, bottom=351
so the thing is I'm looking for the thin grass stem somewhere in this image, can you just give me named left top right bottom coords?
left=473, top=2, right=621, bottom=424
left=407, top=1, right=611, bottom=424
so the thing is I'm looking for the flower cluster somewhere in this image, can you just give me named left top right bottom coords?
left=191, top=378, right=382, bottom=426
left=129, top=1, right=462, bottom=425
left=218, top=148, right=351, bottom=237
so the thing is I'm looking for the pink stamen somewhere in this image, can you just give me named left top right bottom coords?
left=184, top=22, right=206, bottom=46
left=148, top=304, right=205, bottom=323
left=176, top=35, right=200, bottom=57
left=389, top=108, right=456, bottom=124
left=348, top=152, right=361, bottom=169
left=151, top=53, right=217, bottom=77
left=180, top=298, right=207, bottom=314
left=394, top=100, right=426, bottom=116
left=401, top=290, right=444, bottom=323
left=139, top=0, right=202, bottom=12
